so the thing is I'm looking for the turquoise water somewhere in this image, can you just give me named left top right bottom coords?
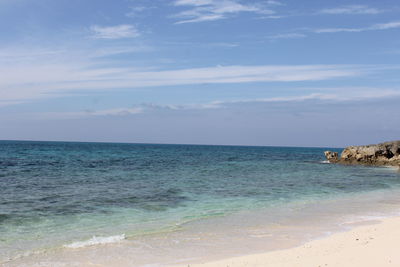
left=1, top=141, right=400, bottom=262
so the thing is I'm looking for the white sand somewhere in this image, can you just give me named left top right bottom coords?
left=175, top=216, right=400, bottom=267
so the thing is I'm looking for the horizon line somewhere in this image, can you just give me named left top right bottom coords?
left=0, top=139, right=344, bottom=149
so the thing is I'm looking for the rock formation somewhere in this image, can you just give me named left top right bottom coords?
left=324, top=140, right=400, bottom=167
left=324, top=151, right=338, bottom=162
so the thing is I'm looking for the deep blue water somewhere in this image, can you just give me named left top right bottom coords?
left=1, top=141, right=399, bottom=261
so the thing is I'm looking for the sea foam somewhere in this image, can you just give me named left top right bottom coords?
left=64, top=234, right=126, bottom=249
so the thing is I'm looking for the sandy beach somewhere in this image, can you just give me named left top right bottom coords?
left=175, top=216, right=400, bottom=267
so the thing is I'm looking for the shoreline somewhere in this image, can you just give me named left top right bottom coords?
left=4, top=188, right=400, bottom=267
left=173, top=215, right=400, bottom=267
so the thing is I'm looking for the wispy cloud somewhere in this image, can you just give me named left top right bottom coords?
left=207, top=42, right=239, bottom=48
left=315, top=21, right=400, bottom=33
left=44, top=88, right=400, bottom=119
left=90, top=25, right=140, bottom=39
left=267, top=33, right=307, bottom=40
left=204, top=88, right=400, bottom=107
left=126, top=6, right=150, bottom=18
left=90, top=46, right=153, bottom=58
left=320, top=5, right=383, bottom=15
left=0, top=58, right=369, bottom=106
left=172, top=0, right=274, bottom=24
left=265, top=1, right=284, bottom=6
left=373, top=21, right=400, bottom=30
left=263, top=15, right=285, bottom=19
left=86, top=107, right=144, bottom=116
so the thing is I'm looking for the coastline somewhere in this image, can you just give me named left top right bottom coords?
left=174, top=216, right=400, bottom=267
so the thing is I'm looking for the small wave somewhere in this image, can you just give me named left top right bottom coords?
left=340, top=214, right=390, bottom=226
left=63, top=234, right=125, bottom=249
left=320, top=160, right=330, bottom=164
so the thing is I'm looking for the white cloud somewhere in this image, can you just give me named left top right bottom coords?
left=263, top=15, right=285, bottom=19
left=174, top=0, right=217, bottom=7
left=203, top=88, right=400, bottom=108
left=265, top=1, right=284, bottom=6
left=372, top=21, right=400, bottom=30
left=315, top=21, right=400, bottom=33
left=87, top=107, right=144, bottom=116
left=209, top=93, right=338, bottom=106
left=90, top=25, right=140, bottom=39
left=320, top=5, right=382, bottom=15
left=315, top=27, right=363, bottom=33
left=172, top=0, right=274, bottom=24
left=207, top=42, right=239, bottom=47
left=38, top=107, right=144, bottom=119
left=268, top=33, right=307, bottom=40
left=0, top=59, right=370, bottom=106
left=90, top=46, right=153, bottom=57
left=43, top=88, right=400, bottom=119
left=126, top=6, right=148, bottom=17
left=177, top=14, right=224, bottom=23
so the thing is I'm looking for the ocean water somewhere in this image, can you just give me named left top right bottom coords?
left=1, top=141, right=400, bottom=265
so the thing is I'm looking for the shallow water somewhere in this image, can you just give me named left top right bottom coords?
left=1, top=141, right=400, bottom=265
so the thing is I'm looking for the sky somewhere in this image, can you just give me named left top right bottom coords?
left=0, top=0, right=400, bottom=147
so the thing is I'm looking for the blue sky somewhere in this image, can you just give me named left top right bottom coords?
left=1, top=0, right=400, bottom=147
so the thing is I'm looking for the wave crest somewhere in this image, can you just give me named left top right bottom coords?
left=64, top=234, right=126, bottom=249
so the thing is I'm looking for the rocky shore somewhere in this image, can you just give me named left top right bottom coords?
left=324, top=140, right=400, bottom=167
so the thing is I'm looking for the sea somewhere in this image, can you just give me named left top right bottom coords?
left=1, top=141, right=400, bottom=266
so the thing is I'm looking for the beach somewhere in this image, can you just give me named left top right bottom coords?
left=6, top=211, right=400, bottom=267
left=175, top=216, right=400, bottom=267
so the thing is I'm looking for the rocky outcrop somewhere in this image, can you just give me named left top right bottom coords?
left=324, top=140, right=400, bottom=167
left=324, top=151, right=339, bottom=162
